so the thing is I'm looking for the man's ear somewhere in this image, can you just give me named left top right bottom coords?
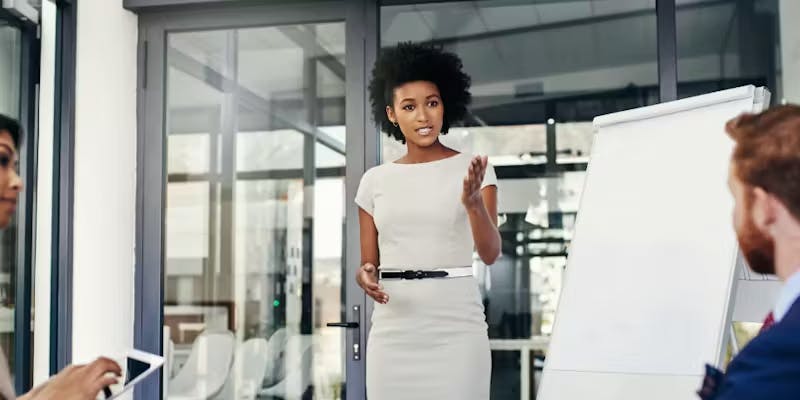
left=751, top=187, right=777, bottom=232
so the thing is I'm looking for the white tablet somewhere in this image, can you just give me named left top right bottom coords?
left=99, top=349, right=164, bottom=400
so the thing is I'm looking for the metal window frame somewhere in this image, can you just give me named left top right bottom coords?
left=0, top=4, right=40, bottom=394
left=125, top=0, right=297, bottom=12
left=50, top=0, right=77, bottom=376
left=124, top=0, right=239, bottom=11
left=123, top=0, right=342, bottom=12
left=344, top=0, right=378, bottom=397
left=14, top=18, right=39, bottom=395
left=657, top=0, right=678, bottom=102
left=134, top=2, right=373, bottom=399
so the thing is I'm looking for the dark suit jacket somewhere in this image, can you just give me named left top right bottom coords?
left=713, top=298, right=800, bottom=399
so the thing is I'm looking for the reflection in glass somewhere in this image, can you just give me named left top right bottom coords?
left=676, top=0, right=779, bottom=99
left=164, top=21, right=346, bottom=399
left=0, top=26, right=21, bottom=117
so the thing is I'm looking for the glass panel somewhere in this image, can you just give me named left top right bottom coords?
left=677, top=0, right=780, bottom=99
left=381, top=1, right=657, bottom=398
left=164, top=21, right=346, bottom=400
left=0, top=24, right=21, bottom=381
left=0, top=26, right=21, bottom=117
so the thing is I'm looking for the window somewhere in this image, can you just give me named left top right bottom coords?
left=677, top=0, right=780, bottom=99
left=163, top=22, right=348, bottom=399
left=0, top=25, right=21, bottom=116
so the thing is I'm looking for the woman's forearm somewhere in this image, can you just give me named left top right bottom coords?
left=466, top=199, right=501, bottom=264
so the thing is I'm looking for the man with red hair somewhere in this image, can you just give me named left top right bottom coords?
left=698, top=105, right=800, bottom=399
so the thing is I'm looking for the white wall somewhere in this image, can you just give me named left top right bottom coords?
left=780, top=0, right=800, bottom=103
left=32, top=0, right=57, bottom=386
left=71, top=0, right=138, bottom=380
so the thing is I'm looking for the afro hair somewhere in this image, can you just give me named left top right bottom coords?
left=368, top=42, right=472, bottom=143
left=0, top=114, right=21, bottom=148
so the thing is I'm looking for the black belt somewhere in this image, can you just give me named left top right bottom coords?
left=379, top=270, right=449, bottom=280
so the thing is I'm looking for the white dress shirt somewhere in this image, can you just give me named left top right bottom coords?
left=773, top=269, right=800, bottom=323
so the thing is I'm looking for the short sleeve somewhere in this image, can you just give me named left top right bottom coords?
left=355, top=169, right=375, bottom=216
left=481, top=162, right=497, bottom=189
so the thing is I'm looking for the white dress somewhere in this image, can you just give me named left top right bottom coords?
left=355, top=153, right=497, bottom=400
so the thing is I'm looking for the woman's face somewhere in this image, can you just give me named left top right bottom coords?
left=386, top=80, right=444, bottom=148
left=0, top=131, right=21, bottom=229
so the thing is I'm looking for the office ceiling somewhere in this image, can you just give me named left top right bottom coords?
left=165, top=0, right=764, bottom=126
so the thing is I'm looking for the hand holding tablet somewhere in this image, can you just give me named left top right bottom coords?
left=21, top=356, right=130, bottom=400
left=98, top=350, right=164, bottom=400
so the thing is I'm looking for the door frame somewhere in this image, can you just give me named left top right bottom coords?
left=135, top=2, right=377, bottom=399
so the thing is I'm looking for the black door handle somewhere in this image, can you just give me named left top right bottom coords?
left=326, top=322, right=359, bottom=329
left=329, top=305, right=362, bottom=360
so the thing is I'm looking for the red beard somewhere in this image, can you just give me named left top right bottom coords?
left=737, top=210, right=776, bottom=275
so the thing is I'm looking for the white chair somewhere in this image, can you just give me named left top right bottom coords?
left=163, top=326, right=175, bottom=399
left=168, top=330, right=236, bottom=400
left=260, top=334, right=314, bottom=399
left=213, top=338, right=270, bottom=400
left=263, top=328, right=288, bottom=386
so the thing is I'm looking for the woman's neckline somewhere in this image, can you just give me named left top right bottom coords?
left=391, top=152, right=462, bottom=166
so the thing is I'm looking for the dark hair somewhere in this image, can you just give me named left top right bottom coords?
left=726, top=104, right=800, bottom=221
left=0, top=114, right=21, bottom=148
left=368, top=42, right=472, bottom=143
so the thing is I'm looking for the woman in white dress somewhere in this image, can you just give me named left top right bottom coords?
left=355, top=43, right=501, bottom=400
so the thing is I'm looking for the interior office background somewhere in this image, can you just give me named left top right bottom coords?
left=0, top=0, right=799, bottom=399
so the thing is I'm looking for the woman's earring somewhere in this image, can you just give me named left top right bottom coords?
left=392, top=122, right=399, bottom=128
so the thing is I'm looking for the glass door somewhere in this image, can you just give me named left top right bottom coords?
left=163, top=23, right=347, bottom=399
left=137, top=4, right=368, bottom=399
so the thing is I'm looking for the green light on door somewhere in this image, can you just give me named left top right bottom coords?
left=273, top=300, right=281, bottom=307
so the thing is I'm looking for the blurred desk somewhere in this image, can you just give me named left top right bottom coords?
left=164, top=304, right=232, bottom=345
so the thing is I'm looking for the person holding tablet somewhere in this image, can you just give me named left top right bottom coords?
left=0, top=114, right=122, bottom=400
